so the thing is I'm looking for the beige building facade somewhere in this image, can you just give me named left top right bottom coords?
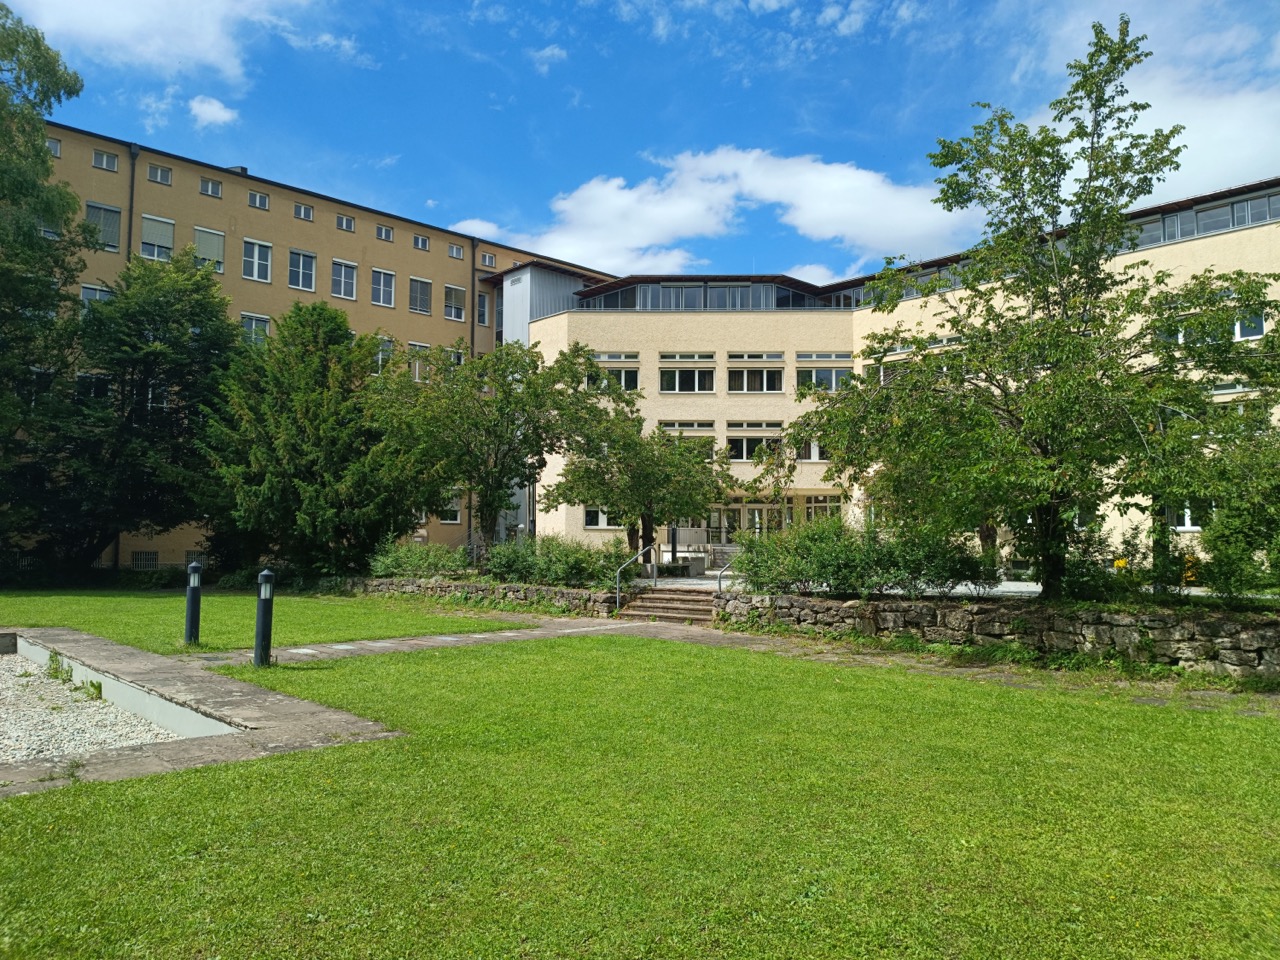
left=523, top=176, right=1280, bottom=554
left=44, top=121, right=611, bottom=568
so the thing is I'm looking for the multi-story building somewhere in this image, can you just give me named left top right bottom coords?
left=44, top=121, right=612, bottom=568
left=514, top=175, right=1280, bottom=555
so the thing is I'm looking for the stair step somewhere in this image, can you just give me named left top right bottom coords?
left=617, top=611, right=715, bottom=624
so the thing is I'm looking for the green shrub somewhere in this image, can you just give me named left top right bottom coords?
left=1199, top=512, right=1273, bottom=599
left=485, top=536, right=633, bottom=589
left=369, top=537, right=470, bottom=579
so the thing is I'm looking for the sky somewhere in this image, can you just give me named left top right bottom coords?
left=23, top=0, right=1280, bottom=284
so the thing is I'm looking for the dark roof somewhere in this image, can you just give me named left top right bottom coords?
left=483, top=259, right=615, bottom=285
left=575, top=273, right=827, bottom=299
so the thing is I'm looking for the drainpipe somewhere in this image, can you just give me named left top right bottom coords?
left=469, top=236, right=478, bottom=357
left=124, top=143, right=140, bottom=260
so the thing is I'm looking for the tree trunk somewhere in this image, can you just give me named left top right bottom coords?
left=625, top=523, right=639, bottom=554
left=1149, top=501, right=1176, bottom=593
left=640, top=513, right=656, bottom=563
left=1032, top=503, right=1069, bottom=600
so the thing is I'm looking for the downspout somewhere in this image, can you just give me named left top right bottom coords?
left=124, top=143, right=140, bottom=260
left=469, top=236, right=478, bottom=357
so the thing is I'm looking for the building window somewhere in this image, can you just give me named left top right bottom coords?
left=371, top=269, right=395, bottom=307
left=797, top=367, right=854, bottom=390
left=409, top=277, right=432, bottom=314
left=140, top=215, right=175, bottom=261
left=726, top=437, right=779, bottom=461
left=241, top=313, right=270, bottom=345
left=728, top=369, right=783, bottom=392
left=584, top=507, right=621, bottom=529
left=796, top=441, right=830, bottom=462
left=81, top=284, right=112, bottom=308
left=193, top=227, right=225, bottom=273
left=1167, top=499, right=1212, bottom=532
left=480, top=252, right=496, bottom=268
left=448, top=243, right=463, bottom=259
left=248, top=190, right=269, bottom=210
left=413, top=234, right=429, bottom=251
left=658, top=420, right=714, bottom=431
left=289, top=250, right=316, bottom=291
left=438, top=495, right=462, bottom=524
left=444, top=285, right=465, bottom=321
left=332, top=260, right=356, bottom=299
left=47, top=137, right=61, bottom=157
left=805, top=495, right=839, bottom=519
left=185, top=551, right=207, bottom=566
left=200, top=177, right=222, bottom=198
left=131, top=551, right=159, bottom=571
left=477, top=293, right=489, bottom=326
left=407, top=342, right=430, bottom=382
left=605, top=368, right=638, bottom=390
left=242, top=239, right=271, bottom=282
left=85, top=202, right=121, bottom=252
left=1236, top=314, right=1266, bottom=340
left=336, top=214, right=355, bottom=232
left=376, top=224, right=393, bottom=242
left=146, top=163, right=172, bottom=185
left=294, top=202, right=313, bottom=221
left=92, top=150, right=118, bottom=171
left=659, top=368, right=715, bottom=392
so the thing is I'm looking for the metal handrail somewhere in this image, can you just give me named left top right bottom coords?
left=716, top=549, right=742, bottom=592
left=615, top=543, right=658, bottom=611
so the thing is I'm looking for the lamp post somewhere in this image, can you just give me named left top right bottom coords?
left=184, top=561, right=202, bottom=646
left=253, top=568, right=275, bottom=667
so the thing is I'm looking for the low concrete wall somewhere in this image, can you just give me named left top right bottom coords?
left=355, top=578, right=628, bottom=617
left=714, top=592, right=1280, bottom=678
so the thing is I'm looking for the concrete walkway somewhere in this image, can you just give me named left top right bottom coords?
left=3, top=613, right=1273, bottom=798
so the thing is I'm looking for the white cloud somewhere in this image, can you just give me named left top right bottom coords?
left=816, top=1, right=870, bottom=36
left=452, top=147, right=979, bottom=277
left=138, top=85, right=180, bottom=134
left=188, top=96, right=239, bottom=129
left=529, top=44, right=568, bottom=75
left=12, top=0, right=310, bottom=85
left=374, top=154, right=401, bottom=169
left=276, top=27, right=379, bottom=69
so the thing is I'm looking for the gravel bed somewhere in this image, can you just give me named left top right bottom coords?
left=0, top=652, right=182, bottom=765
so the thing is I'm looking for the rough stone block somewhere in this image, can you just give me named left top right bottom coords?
left=943, top=610, right=974, bottom=631
left=972, top=619, right=1010, bottom=637
left=1217, top=648, right=1259, bottom=668
left=878, top=612, right=906, bottom=631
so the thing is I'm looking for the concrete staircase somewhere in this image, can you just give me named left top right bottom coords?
left=618, top=587, right=717, bottom=625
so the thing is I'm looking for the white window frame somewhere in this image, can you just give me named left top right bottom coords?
left=294, top=202, right=314, bottom=221
left=193, top=227, right=225, bottom=273
left=584, top=506, right=622, bottom=529
left=336, top=214, right=355, bottom=232
left=413, top=234, right=430, bottom=251
left=47, top=137, right=61, bottom=158
left=85, top=202, right=122, bottom=253
left=444, top=284, right=466, bottom=322
left=448, top=243, right=464, bottom=259
left=241, top=313, right=270, bottom=344
left=200, top=177, right=222, bottom=198
left=407, top=342, right=430, bottom=382
left=242, top=238, right=272, bottom=283
left=409, top=277, right=432, bottom=315
left=477, top=292, right=489, bottom=327
left=659, top=368, right=715, bottom=393
left=248, top=190, right=269, bottom=210
left=331, top=259, right=357, bottom=300
left=371, top=268, right=395, bottom=308
left=80, top=284, right=112, bottom=308
left=289, top=249, right=317, bottom=292
left=147, top=163, right=172, bottom=185
left=92, top=150, right=118, bottom=172
left=438, top=494, right=462, bottom=524
left=727, top=368, right=784, bottom=393
left=480, top=252, right=496, bottom=268
left=139, top=214, right=175, bottom=262
left=376, top=224, right=394, bottom=242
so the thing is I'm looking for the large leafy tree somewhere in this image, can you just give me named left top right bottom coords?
left=0, top=3, right=93, bottom=553
left=542, top=411, right=734, bottom=554
left=788, top=17, right=1280, bottom=599
left=18, top=249, right=239, bottom=569
left=204, top=302, right=440, bottom=576
left=389, top=340, right=631, bottom=548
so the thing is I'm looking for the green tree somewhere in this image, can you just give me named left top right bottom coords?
left=0, top=3, right=93, bottom=555
left=542, top=411, right=734, bottom=555
left=204, top=302, right=439, bottom=576
left=390, top=340, right=631, bottom=549
left=17, top=249, right=239, bottom=569
left=788, top=17, right=1280, bottom=599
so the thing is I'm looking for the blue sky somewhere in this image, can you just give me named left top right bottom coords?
left=24, top=0, right=1280, bottom=282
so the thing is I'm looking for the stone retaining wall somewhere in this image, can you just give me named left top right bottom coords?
left=356, top=577, right=627, bottom=617
left=714, top=592, right=1280, bottom=678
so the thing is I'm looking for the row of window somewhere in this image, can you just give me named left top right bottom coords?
left=656, top=367, right=851, bottom=393
left=579, top=282, right=823, bottom=311
left=1136, top=191, right=1280, bottom=248
left=583, top=496, right=842, bottom=529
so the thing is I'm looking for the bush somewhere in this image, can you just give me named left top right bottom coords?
left=1199, top=512, right=1273, bottom=599
left=369, top=537, right=470, bottom=579
left=485, top=536, right=634, bottom=589
left=734, top=516, right=994, bottom=598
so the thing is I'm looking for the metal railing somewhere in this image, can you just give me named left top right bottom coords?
left=615, top=543, right=658, bottom=611
left=716, top=550, right=742, bottom=592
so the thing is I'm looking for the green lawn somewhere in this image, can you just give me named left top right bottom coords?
left=3, top=636, right=1278, bottom=959
left=0, top=590, right=523, bottom=653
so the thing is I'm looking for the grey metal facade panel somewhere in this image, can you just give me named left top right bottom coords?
left=530, top=270, right=586, bottom=321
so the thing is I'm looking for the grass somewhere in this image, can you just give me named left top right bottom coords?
left=3, top=636, right=1279, bottom=958
left=0, top=590, right=523, bottom=654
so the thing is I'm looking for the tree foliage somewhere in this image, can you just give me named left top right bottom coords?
left=204, top=302, right=439, bottom=576
left=386, top=340, right=631, bottom=547
left=542, top=411, right=734, bottom=553
left=16, top=249, right=238, bottom=569
left=787, top=17, right=1280, bottom=599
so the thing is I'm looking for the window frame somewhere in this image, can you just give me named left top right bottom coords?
left=242, top=238, right=272, bottom=283
left=448, top=243, right=464, bottom=259
left=139, top=214, right=175, bottom=262
left=409, top=277, right=433, bottom=315
left=584, top=506, right=623, bottom=529
left=371, top=268, right=396, bottom=308
left=85, top=201, right=122, bottom=253
left=47, top=137, right=61, bottom=158
left=444, top=284, right=466, bottom=322
left=241, top=312, right=270, bottom=345
left=331, top=259, right=357, bottom=300
left=336, top=214, right=355, bottom=232
left=193, top=226, right=225, bottom=273
left=413, top=234, right=430, bottom=251
left=146, top=163, right=172, bottom=185
left=199, top=177, right=222, bottom=198
left=92, top=149, right=118, bottom=172
left=376, top=224, right=394, bottom=242
left=288, top=249, right=317, bottom=292
left=248, top=190, right=270, bottom=210
left=659, top=368, right=715, bottom=393
left=727, top=368, right=784, bottom=393
left=480, top=252, right=496, bottom=268
left=294, top=202, right=314, bottom=221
